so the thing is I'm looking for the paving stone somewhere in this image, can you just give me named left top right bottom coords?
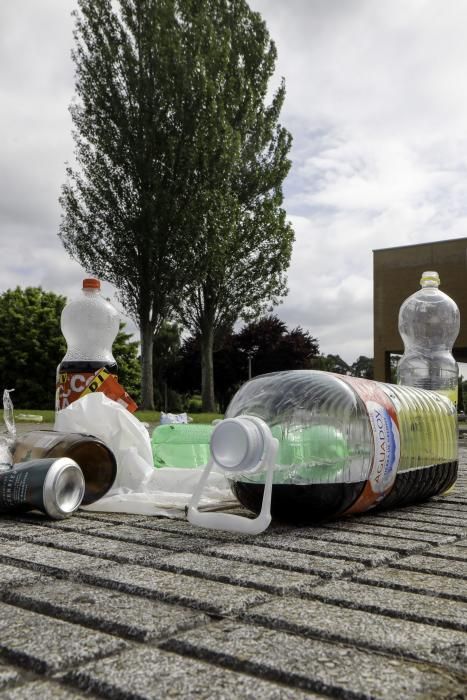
left=428, top=499, right=467, bottom=511
left=136, top=516, right=295, bottom=542
left=204, top=543, right=365, bottom=577
left=424, top=543, right=467, bottom=561
left=160, top=551, right=321, bottom=594
left=79, top=562, right=272, bottom=615
left=4, top=578, right=209, bottom=642
left=242, top=596, right=467, bottom=673
left=66, top=646, right=321, bottom=699
left=1, top=680, right=95, bottom=699
left=293, top=527, right=430, bottom=553
left=307, top=579, right=467, bottom=631
left=319, top=520, right=457, bottom=545
left=254, top=533, right=398, bottom=565
left=0, top=661, right=22, bottom=689
left=0, top=525, right=61, bottom=544
left=392, top=553, right=467, bottom=579
left=0, top=563, right=43, bottom=589
left=0, top=602, right=126, bottom=673
left=0, top=515, right=102, bottom=534
left=30, top=530, right=175, bottom=567
left=373, top=510, right=467, bottom=531
left=437, top=497, right=467, bottom=507
left=0, top=542, right=108, bottom=576
left=76, top=511, right=154, bottom=526
left=127, top=517, right=256, bottom=543
left=163, top=620, right=465, bottom=699
left=356, top=567, right=467, bottom=601
left=87, top=524, right=223, bottom=552
left=407, top=504, right=467, bottom=518
left=328, top=513, right=465, bottom=537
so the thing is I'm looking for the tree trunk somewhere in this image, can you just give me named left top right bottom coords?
left=200, top=320, right=216, bottom=412
left=140, top=321, right=155, bottom=410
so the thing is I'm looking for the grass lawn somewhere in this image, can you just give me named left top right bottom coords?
left=13, top=408, right=223, bottom=425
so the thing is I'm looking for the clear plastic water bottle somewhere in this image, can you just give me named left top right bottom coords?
left=208, top=370, right=458, bottom=526
left=397, top=271, right=460, bottom=407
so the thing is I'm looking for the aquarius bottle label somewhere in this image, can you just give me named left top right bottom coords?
left=337, top=374, right=400, bottom=514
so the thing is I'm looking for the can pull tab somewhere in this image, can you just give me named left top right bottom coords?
left=187, top=415, right=278, bottom=535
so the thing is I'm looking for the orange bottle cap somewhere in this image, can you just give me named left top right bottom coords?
left=82, top=278, right=101, bottom=290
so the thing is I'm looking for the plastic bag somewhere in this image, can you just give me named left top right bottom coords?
left=160, top=412, right=191, bottom=424
left=0, top=389, right=16, bottom=470
left=54, top=393, right=232, bottom=517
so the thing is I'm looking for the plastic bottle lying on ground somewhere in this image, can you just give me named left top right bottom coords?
left=152, top=423, right=214, bottom=468
left=188, top=370, right=457, bottom=533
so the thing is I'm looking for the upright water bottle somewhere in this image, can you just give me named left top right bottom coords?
left=188, top=370, right=458, bottom=532
left=397, top=271, right=460, bottom=407
left=56, top=278, right=137, bottom=412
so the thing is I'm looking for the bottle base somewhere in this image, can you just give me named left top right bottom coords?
left=230, top=459, right=458, bottom=524
left=230, top=480, right=367, bottom=525
left=375, top=460, right=458, bottom=511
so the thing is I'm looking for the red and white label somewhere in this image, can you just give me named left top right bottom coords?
left=334, top=374, right=400, bottom=514
left=56, top=367, right=138, bottom=413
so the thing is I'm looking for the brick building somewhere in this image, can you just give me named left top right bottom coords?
left=373, top=238, right=467, bottom=381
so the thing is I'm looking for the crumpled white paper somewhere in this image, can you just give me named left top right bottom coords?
left=54, top=393, right=233, bottom=517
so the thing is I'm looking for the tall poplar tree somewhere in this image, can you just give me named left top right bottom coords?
left=60, top=0, right=293, bottom=410
left=174, top=2, right=293, bottom=411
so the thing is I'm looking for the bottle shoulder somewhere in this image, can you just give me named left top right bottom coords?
left=58, top=359, right=118, bottom=374
left=400, top=288, right=460, bottom=313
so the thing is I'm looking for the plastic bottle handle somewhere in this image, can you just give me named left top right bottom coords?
left=187, top=416, right=278, bottom=535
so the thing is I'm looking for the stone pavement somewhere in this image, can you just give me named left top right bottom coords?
left=0, top=449, right=465, bottom=698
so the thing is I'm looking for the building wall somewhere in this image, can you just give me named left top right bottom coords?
left=373, top=238, right=467, bottom=382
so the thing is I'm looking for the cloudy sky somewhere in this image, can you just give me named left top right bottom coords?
left=2, top=0, right=467, bottom=364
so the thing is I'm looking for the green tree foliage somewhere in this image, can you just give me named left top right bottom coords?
left=458, top=376, right=466, bottom=413
left=170, top=315, right=319, bottom=411
left=0, top=287, right=140, bottom=409
left=235, top=316, right=318, bottom=378
left=0, top=287, right=66, bottom=409
left=312, top=354, right=351, bottom=375
left=175, top=2, right=294, bottom=411
left=60, top=0, right=293, bottom=412
left=152, top=321, right=182, bottom=410
left=113, top=323, right=141, bottom=404
left=350, top=355, right=374, bottom=379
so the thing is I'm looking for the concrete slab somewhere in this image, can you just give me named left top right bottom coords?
left=0, top=440, right=464, bottom=698
left=163, top=620, right=465, bottom=699
left=65, top=647, right=323, bottom=699
left=0, top=602, right=126, bottom=673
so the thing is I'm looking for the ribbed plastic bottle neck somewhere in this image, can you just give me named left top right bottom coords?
left=419, top=271, right=440, bottom=288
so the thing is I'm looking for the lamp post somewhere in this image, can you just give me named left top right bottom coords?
left=246, top=345, right=259, bottom=380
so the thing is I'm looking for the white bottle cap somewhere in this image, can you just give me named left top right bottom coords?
left=210, top=417, right=264, bottom=472
left=187, top=415, right=279, bottom=535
